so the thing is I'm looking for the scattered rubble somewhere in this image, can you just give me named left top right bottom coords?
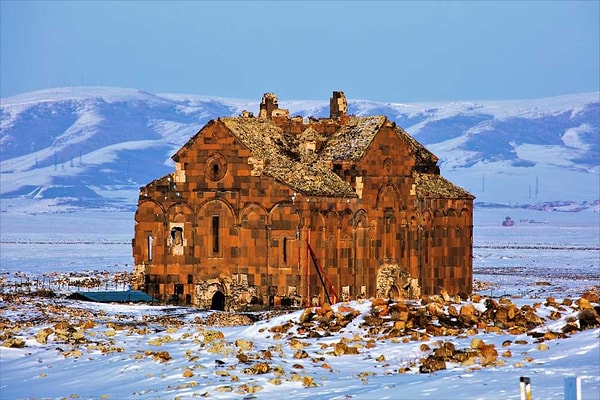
left=1, top=280, right=598, bottom=398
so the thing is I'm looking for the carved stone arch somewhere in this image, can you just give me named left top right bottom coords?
left=309, top=209, right=326, bottom=231
left=133, top=200, right=167, bottom=272
left=240, top=202, right=269, bottom=228
left=408, top=212, right=421, bottom=227
left=381, top=205, right=400, bottom=261
left=340, top=232, right=353, bottom=258
left=459, top=208, right=472, bottom=225
left=421, top=209, right=434, bottom=228
left=375, top=183, right=401, bottom=210
left=369, top=219, right=378, bottom=238
left=166, top=203, right=194, bottom=222
left=269, top=202, right=301, bottom=268
left=196, top=198, right=237, bottom=225
left=340, top=208, right=356, bottom=269
left=269, top=200, right=299, bottom=216
left=320, top=210, right=339, bottom=269
left=325, top=210, right=340, bottom=233
left=269, top=201, right=301, bottom=229
left=377, top=261, right=421, bottom=300
left=352, top=209, right=368, bottom=228
left=195, top=197, right=237, bottom=223
left=135, top=200, right=166, bottom=223
left=353, top=209, right=369, bottom=275
left=443, top=208, right=459, bottom=248
left=388, top=284, right=400, bottom=300
left=455, top=208, right=472, bottom=240
left=433, top=209, right=446, bottom=234
left=365, top=218, right=379, bottom=260
left=211, top=290, right=226, bottom=311
left=197, top=198, right=237, bottom=260
left=444, top=209, right=458, bottom=234
left=197, top=280, right=227, bottom=311
left=238, top=203, right=268, bottom=270
left=309, top=209, right=326, bottom=263
left=340, top=208, right=353, bottom=234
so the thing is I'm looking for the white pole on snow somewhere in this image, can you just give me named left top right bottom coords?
left=564, top=377, right=581, bottom=400
left=520, top=377, right=531, bottom=400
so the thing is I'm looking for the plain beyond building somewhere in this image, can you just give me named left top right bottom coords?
left=131, top=91, right=474, bottom=309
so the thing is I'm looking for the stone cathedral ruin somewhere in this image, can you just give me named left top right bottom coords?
left=132, top=92, right=474, bottom=309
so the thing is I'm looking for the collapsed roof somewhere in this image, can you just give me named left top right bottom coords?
left=167, top=92, right=472, bottom=200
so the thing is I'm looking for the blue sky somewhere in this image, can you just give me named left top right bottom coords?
left=1, top=1, right=598, bottom=102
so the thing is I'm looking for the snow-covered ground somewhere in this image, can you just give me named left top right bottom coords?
left=0, top=208, right=599, bottom=399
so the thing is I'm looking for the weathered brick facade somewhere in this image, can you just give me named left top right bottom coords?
left=132, top=92, right=474, bottom=309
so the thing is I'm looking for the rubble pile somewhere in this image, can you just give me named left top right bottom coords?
left=0, top=287, right=598, bottom=399
left=260, top=290, right=599, bottom=374
left=204, top=312, right=254, bottom=327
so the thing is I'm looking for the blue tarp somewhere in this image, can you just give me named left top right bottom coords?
left=68, top=290, right=156, bottom=303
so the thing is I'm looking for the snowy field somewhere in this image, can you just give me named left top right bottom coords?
left=0, top=208, right=599, bottom=400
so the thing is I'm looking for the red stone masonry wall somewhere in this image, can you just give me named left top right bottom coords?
left=132, top=100, right=473, bottom=308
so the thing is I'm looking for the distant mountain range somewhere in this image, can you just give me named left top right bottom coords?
left=1, top=87, right=598, bottom=213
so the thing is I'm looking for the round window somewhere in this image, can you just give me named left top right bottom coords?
left=205, top=153, right=227, bottom=181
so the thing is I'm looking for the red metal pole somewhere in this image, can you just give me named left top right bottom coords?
left=306, top=229, right=310, bottom=307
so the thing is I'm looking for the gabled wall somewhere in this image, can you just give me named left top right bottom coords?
left=132, top=104, right=473, bottom=308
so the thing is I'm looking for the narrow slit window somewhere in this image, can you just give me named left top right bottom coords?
left=212, top=215, right=219, bottom=254
left=282, top=237, right=288, bottom=264
left=147, top=236, right=153, bottom=261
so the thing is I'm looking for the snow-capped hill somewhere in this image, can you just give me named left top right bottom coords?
left=1, top=87, right=598, bottom=212
left=0, top=87, right=241, bottom=163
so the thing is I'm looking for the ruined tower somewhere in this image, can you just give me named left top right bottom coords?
left=259, top=92, right=289, bottom=119
left=330, top=91, right=348, bottom=118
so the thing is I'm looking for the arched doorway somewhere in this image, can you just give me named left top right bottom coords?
left=211, top=291, right=225, bottom=311
left=387, top=284, right=400, bottom=300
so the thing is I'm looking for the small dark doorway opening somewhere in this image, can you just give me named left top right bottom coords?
left=388, top=284, right=400, bottom=300
left=211, top=291, right=225, bottom=311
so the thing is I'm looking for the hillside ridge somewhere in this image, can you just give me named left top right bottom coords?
left=1, top=87, right=598, bottom=213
